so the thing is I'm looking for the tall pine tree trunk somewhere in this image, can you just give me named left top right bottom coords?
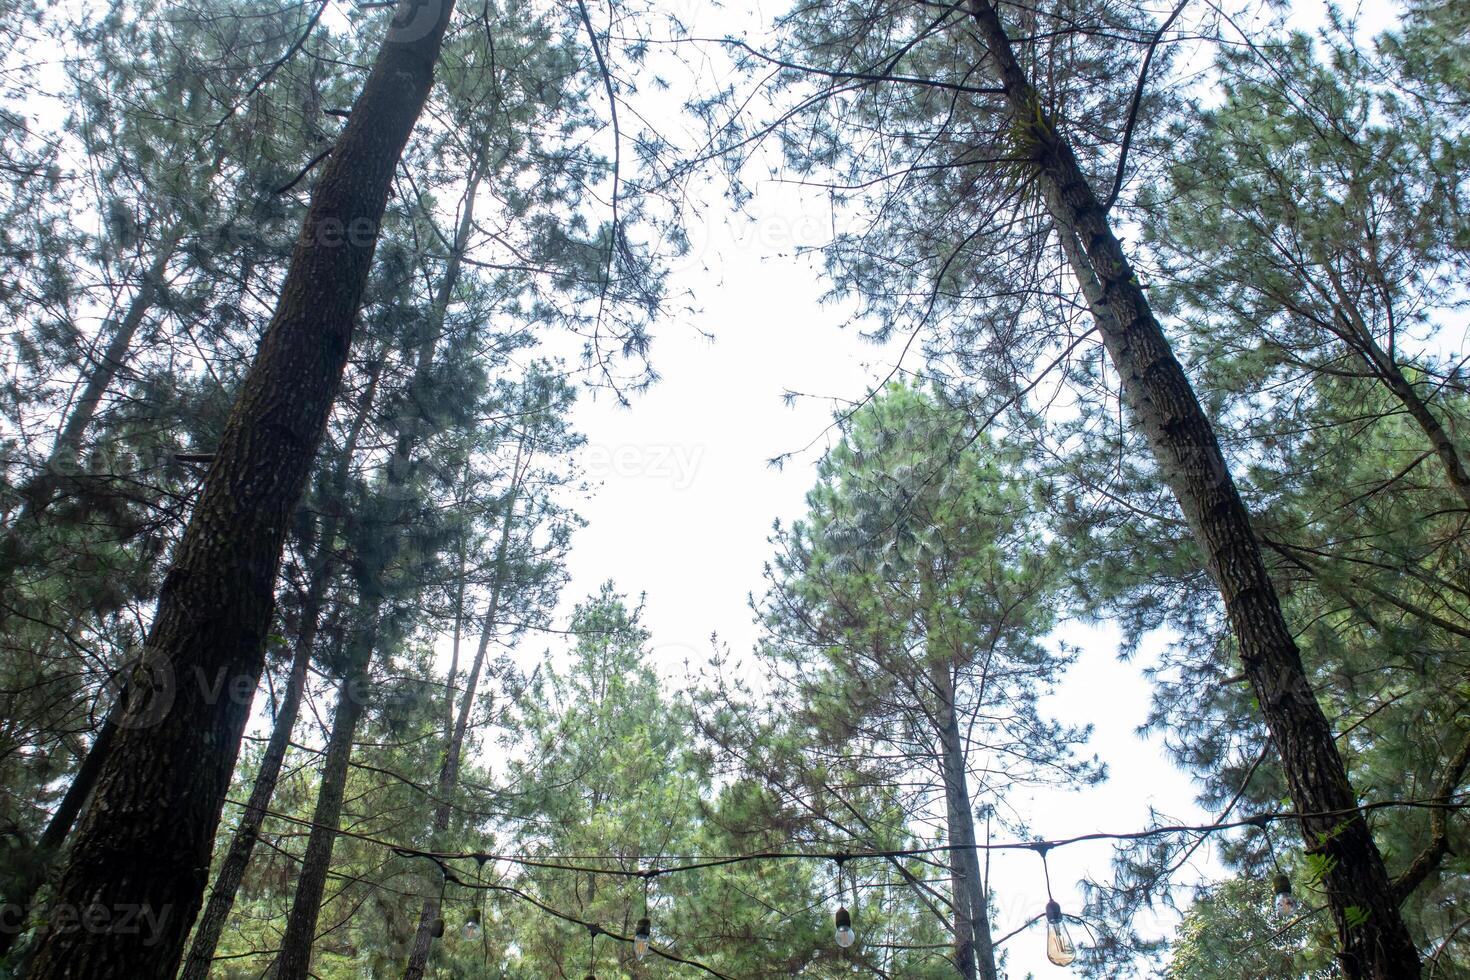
left=24, top=4, right=458, bottom=975
left=402, top=451, right=525, bottom=980
left=965, top=3, right=1421, bottom=975
left=941, top=759, right=977, bottom=980
left=3, top=361, right=379, bottom=970
left=933, top=667, right=997, bottom=980
left=270, top=626, right=375, bottom=980
left=0, top=235, right=187, bottom=958
left=941, top=715, right=997, bottom=980
left=178, top=592, right=318, bottom=980
left=179, top=354, right=383, bottom=980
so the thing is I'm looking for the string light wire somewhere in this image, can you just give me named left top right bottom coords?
left=215, top=793, right=1469, bottom=975
left=225, top=792, right=1469, bottom=880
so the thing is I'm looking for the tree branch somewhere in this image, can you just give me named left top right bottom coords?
left=1103, top=0, right=1188, bottom=212
left=1394, top=724, right=1470, bottom=902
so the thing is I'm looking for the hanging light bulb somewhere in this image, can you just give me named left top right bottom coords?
left=832, top=854, right=858, bottom=949
left=634, top=917, right=652, bottom=960
left=462, top=909, right=482, bottom=941
left=430, top=917, right=445, bottom=939
left=1044, top=900, right=1077, bottom=967
left=1272, top=874, right=1298, bottom=917
left=834, top=906, right=856, bottom=948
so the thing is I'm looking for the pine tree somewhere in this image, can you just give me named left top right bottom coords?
left=723, top=382, right=1098, bottom=978
left=693, top=0, right=1425, bottom=970
left=1046, top=20, right=1470, bottom=971
left=0, top=0, right=336, bottom=958
left=177, top=351, right=384, bottom=980
left=25, top=2, right=460, bottom=973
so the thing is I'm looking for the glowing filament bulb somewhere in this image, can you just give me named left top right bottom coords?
left=634, top=917, right=652, bottom=961
left=462, top=909, right=482, bottom=941
left=1044, top=900, right=1076, bottom=967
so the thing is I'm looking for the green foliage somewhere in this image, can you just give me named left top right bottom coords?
left=700, top=382, right=1098, bottom=973
left=757, top=381, right=1098, bottom=811
left=1168, top=875, right=1338, bottom=980
left=1050, top=15, right=1470, bottom=975
left=4, top=0, right=1469, bottom=975
left=0, top=0, right=332, bottom=850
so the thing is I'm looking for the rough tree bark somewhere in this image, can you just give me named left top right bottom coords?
left=2, top=362, right=379, bottom=969
left=24, top=2, right=459, bottom=975
left=178, top=593, right=319, bottom=980
left=0, top=238, right=184, bottom=957
left=179, top=359, right=382, bottom=980
left=965, top=3, right=1422, bottom=975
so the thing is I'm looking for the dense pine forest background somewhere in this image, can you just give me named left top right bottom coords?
left=0, top=0, right=1467, bottom=976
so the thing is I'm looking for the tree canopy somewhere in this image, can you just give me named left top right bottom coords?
left=0, top=0, right=1466, bottom=977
